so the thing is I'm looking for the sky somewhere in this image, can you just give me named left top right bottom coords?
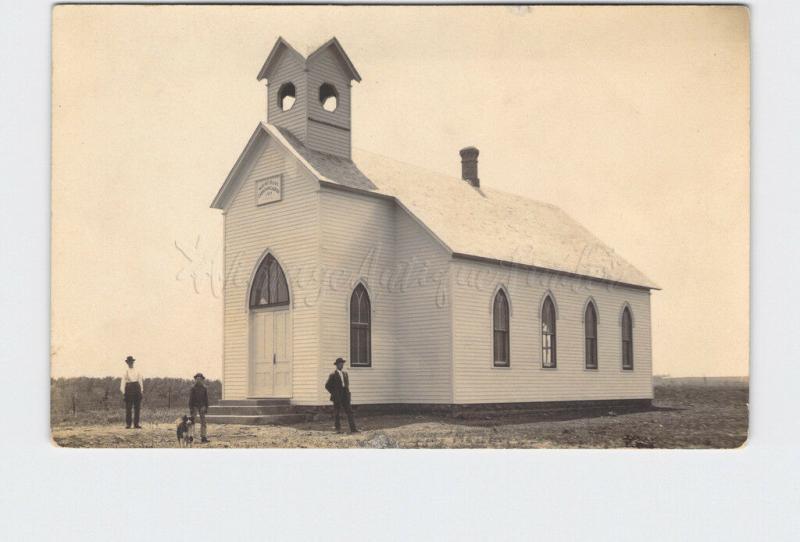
left=51, top=5, right=749, bottom=379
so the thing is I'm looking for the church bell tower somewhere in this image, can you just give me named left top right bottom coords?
left=256, top=37, right=362, bottom=159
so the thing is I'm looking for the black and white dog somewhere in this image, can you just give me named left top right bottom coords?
left=176, top=415, right=194, bottom=447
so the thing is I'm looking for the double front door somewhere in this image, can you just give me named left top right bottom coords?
left=250, top=309, right=292, bottom=397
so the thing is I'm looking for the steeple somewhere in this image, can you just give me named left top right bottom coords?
left=257, top=37, right=361, bottom=159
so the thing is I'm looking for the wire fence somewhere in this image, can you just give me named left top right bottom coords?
left=50, top=377, right=222, bottom=417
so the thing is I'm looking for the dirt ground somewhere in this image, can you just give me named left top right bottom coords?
left=51, top=384, right=748, bottom=449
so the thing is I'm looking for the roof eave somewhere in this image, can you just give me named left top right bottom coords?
left=451, top=252, right=659, bottom=291
left=210, top=124, right=267, bottom=210
left=211, top=122, right=339, bottom=210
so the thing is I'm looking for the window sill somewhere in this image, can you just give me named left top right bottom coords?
left=491, top=365, right=511, bottom=370
left=349, top=365, right=372, bottom=370
left=540, top=366, right=558, bottom=370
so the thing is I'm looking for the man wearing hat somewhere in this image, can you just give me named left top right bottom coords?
left=120, top=355, right=144, bottom=429
left=189, top=373, right=210, bottom=443
left=324, top=358, right=358, bottom=433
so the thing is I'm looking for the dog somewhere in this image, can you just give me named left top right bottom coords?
left=176, top=415, right=195, bottom=448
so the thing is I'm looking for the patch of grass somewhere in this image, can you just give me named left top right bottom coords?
left=52, top=407, right=190, bottom=427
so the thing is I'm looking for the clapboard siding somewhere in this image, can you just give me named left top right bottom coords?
left=267, top=48, right=308, bottom=142
left=318, top=188, right=398, bottom=403
left=222, top=136, right=320, bottom=403
left=306, top=121, right=350, bottom=159
left=306, top=47, right=351, bottom=157
left=318, top=188, right=453, bottom=404
left=451, top=259, right=653, bottom=403
left=393, top=210, right=453, bottom=403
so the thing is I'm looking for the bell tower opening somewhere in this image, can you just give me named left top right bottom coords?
left=277, top=82, right=296, bottom=111
left=319, top=83, right=338, bottom=112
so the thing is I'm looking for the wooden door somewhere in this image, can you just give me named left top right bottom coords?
left=250, top=309, right=292, bottom=397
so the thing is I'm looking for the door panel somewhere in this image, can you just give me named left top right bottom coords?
left=273, top=311, right=292, bottom=397
left=251, top=312, right=274, bottom=397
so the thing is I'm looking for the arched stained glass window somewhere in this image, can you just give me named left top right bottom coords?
left=249, top=254, right=289, bottom=309
left=622, top=306, right=634, bottom=370
left=585, top=301, right=598, bottom=369
left=493, top=289, right=510, bottom=367
left=350, top=284, right=371, bottom=367
left=542, top=296, right=557, bottom=368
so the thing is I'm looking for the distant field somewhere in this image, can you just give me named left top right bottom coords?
left=51, top=383, right=748, bottom=449
left=50, top=376, right=222, bottom=425
left=653, top=376, right=749, bottom=387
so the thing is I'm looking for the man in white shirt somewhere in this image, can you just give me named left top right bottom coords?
left=120, top=355, right=144, bottom=429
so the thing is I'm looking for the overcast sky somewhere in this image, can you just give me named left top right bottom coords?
left=51, top=5, right=749, bottom=379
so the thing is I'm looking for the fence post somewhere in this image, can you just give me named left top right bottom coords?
left=72, top=393, right=77, bottom=416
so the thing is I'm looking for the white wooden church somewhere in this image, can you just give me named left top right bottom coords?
left=210, top=37, right=658, bottom=408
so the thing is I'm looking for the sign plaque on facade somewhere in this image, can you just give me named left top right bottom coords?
left=256, top=175, right=282, bottom=205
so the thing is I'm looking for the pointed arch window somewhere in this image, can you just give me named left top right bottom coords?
left=622, top=306, right=634, bottom=370
left=585, top=301, right=598, bottom=369
left=542, top=296, right=557, bottom=368
left=249, top=254, right=289, bottom=309
left=350, top=284, right=371, bottom=367
left=493, top=289, right=510, bottom=367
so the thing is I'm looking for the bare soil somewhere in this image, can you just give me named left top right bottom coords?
left=51, top=384, right=748, bottom=449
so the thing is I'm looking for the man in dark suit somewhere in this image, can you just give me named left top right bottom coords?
left=325, top=357, right=359, bottom=433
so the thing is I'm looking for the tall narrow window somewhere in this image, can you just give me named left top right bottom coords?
left=350, top=284, right=371, bottom=367
left=493, top=289, right=510, bottom=367
left=622, top=306, right=634, bottom=370
left=585, top=301, right=598, bottom=369
left=542, top=296, right=557, bottom=368
left=249, top=254, right=289, bottom=308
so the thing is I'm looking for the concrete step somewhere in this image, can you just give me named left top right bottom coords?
left=217, top=399, right=291, bottom=407
left=206, top=413, right=309, bottom=426
left=207, top=405, right=297, bottom=416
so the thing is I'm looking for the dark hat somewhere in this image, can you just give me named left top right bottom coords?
left=193, top=373, right=205, bottom=380
left=334, top=357, right=345, bottom=365
left=124, top=355, right=135, bottom=364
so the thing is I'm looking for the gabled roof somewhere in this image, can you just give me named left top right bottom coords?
left=211, top=123, right=658, bottom=290
left=256, top=36, right=361, bottom=82
left=209, top=123, right=375, bottom=210
left=306, top=37, right=362, bottom=82
left=352, top=151, right=658, bottom=290
left=256, top=37, right=305, bottom=81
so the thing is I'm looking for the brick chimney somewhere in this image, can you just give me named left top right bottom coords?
left=460, top=146, right=479, bottom=187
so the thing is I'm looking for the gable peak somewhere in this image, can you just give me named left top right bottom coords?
left=257, top=36, right=361, bottom=82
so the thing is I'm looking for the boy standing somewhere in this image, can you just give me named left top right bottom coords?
left=189, top=373, right=209, bottom=443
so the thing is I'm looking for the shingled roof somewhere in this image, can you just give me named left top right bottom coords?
left=212, top=123, right=658, bottom=290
